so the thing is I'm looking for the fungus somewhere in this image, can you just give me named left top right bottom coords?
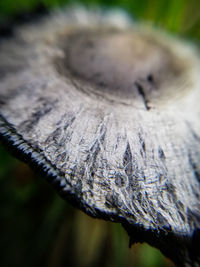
left=0, top=7, right=200, bottom=266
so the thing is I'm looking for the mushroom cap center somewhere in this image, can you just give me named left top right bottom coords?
left=56, top=28, right=188, bottom=106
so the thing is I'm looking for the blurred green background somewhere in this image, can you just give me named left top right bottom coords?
left=0, top=0, right=200, bottom=43
left=0, top=0, right=199, bottom=267
left=0, top=147, right=174, bottom=267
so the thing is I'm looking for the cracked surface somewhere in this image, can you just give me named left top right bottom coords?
left=0, top=7, right=200, bottom=266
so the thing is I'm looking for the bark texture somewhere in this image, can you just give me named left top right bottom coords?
left=0, top=7, right=200, bottom=266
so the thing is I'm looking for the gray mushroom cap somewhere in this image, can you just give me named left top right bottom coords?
left=0, top=7, right=200, bottom=266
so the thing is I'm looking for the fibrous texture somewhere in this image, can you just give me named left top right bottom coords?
left=0, top=7, right=200, bottom=266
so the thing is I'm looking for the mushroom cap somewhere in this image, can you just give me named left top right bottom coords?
left=0, top=7, right=200, bottom=265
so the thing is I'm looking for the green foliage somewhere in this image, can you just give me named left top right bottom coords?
left=0, top=0, right=199, bottom=266
left=0, top=0, right=199, bottom=42
left=0, top=146, right=173, bottom=267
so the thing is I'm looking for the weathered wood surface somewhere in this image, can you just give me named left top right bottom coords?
left=0, top=7, right=200, bottom=266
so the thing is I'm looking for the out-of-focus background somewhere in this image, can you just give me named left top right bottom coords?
left=0, top=1, right=199, bottom=267
left=0, top=0, right=200, bottom=43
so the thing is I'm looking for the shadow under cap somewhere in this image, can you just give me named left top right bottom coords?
left=0, top=7, right=200, bottom=266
